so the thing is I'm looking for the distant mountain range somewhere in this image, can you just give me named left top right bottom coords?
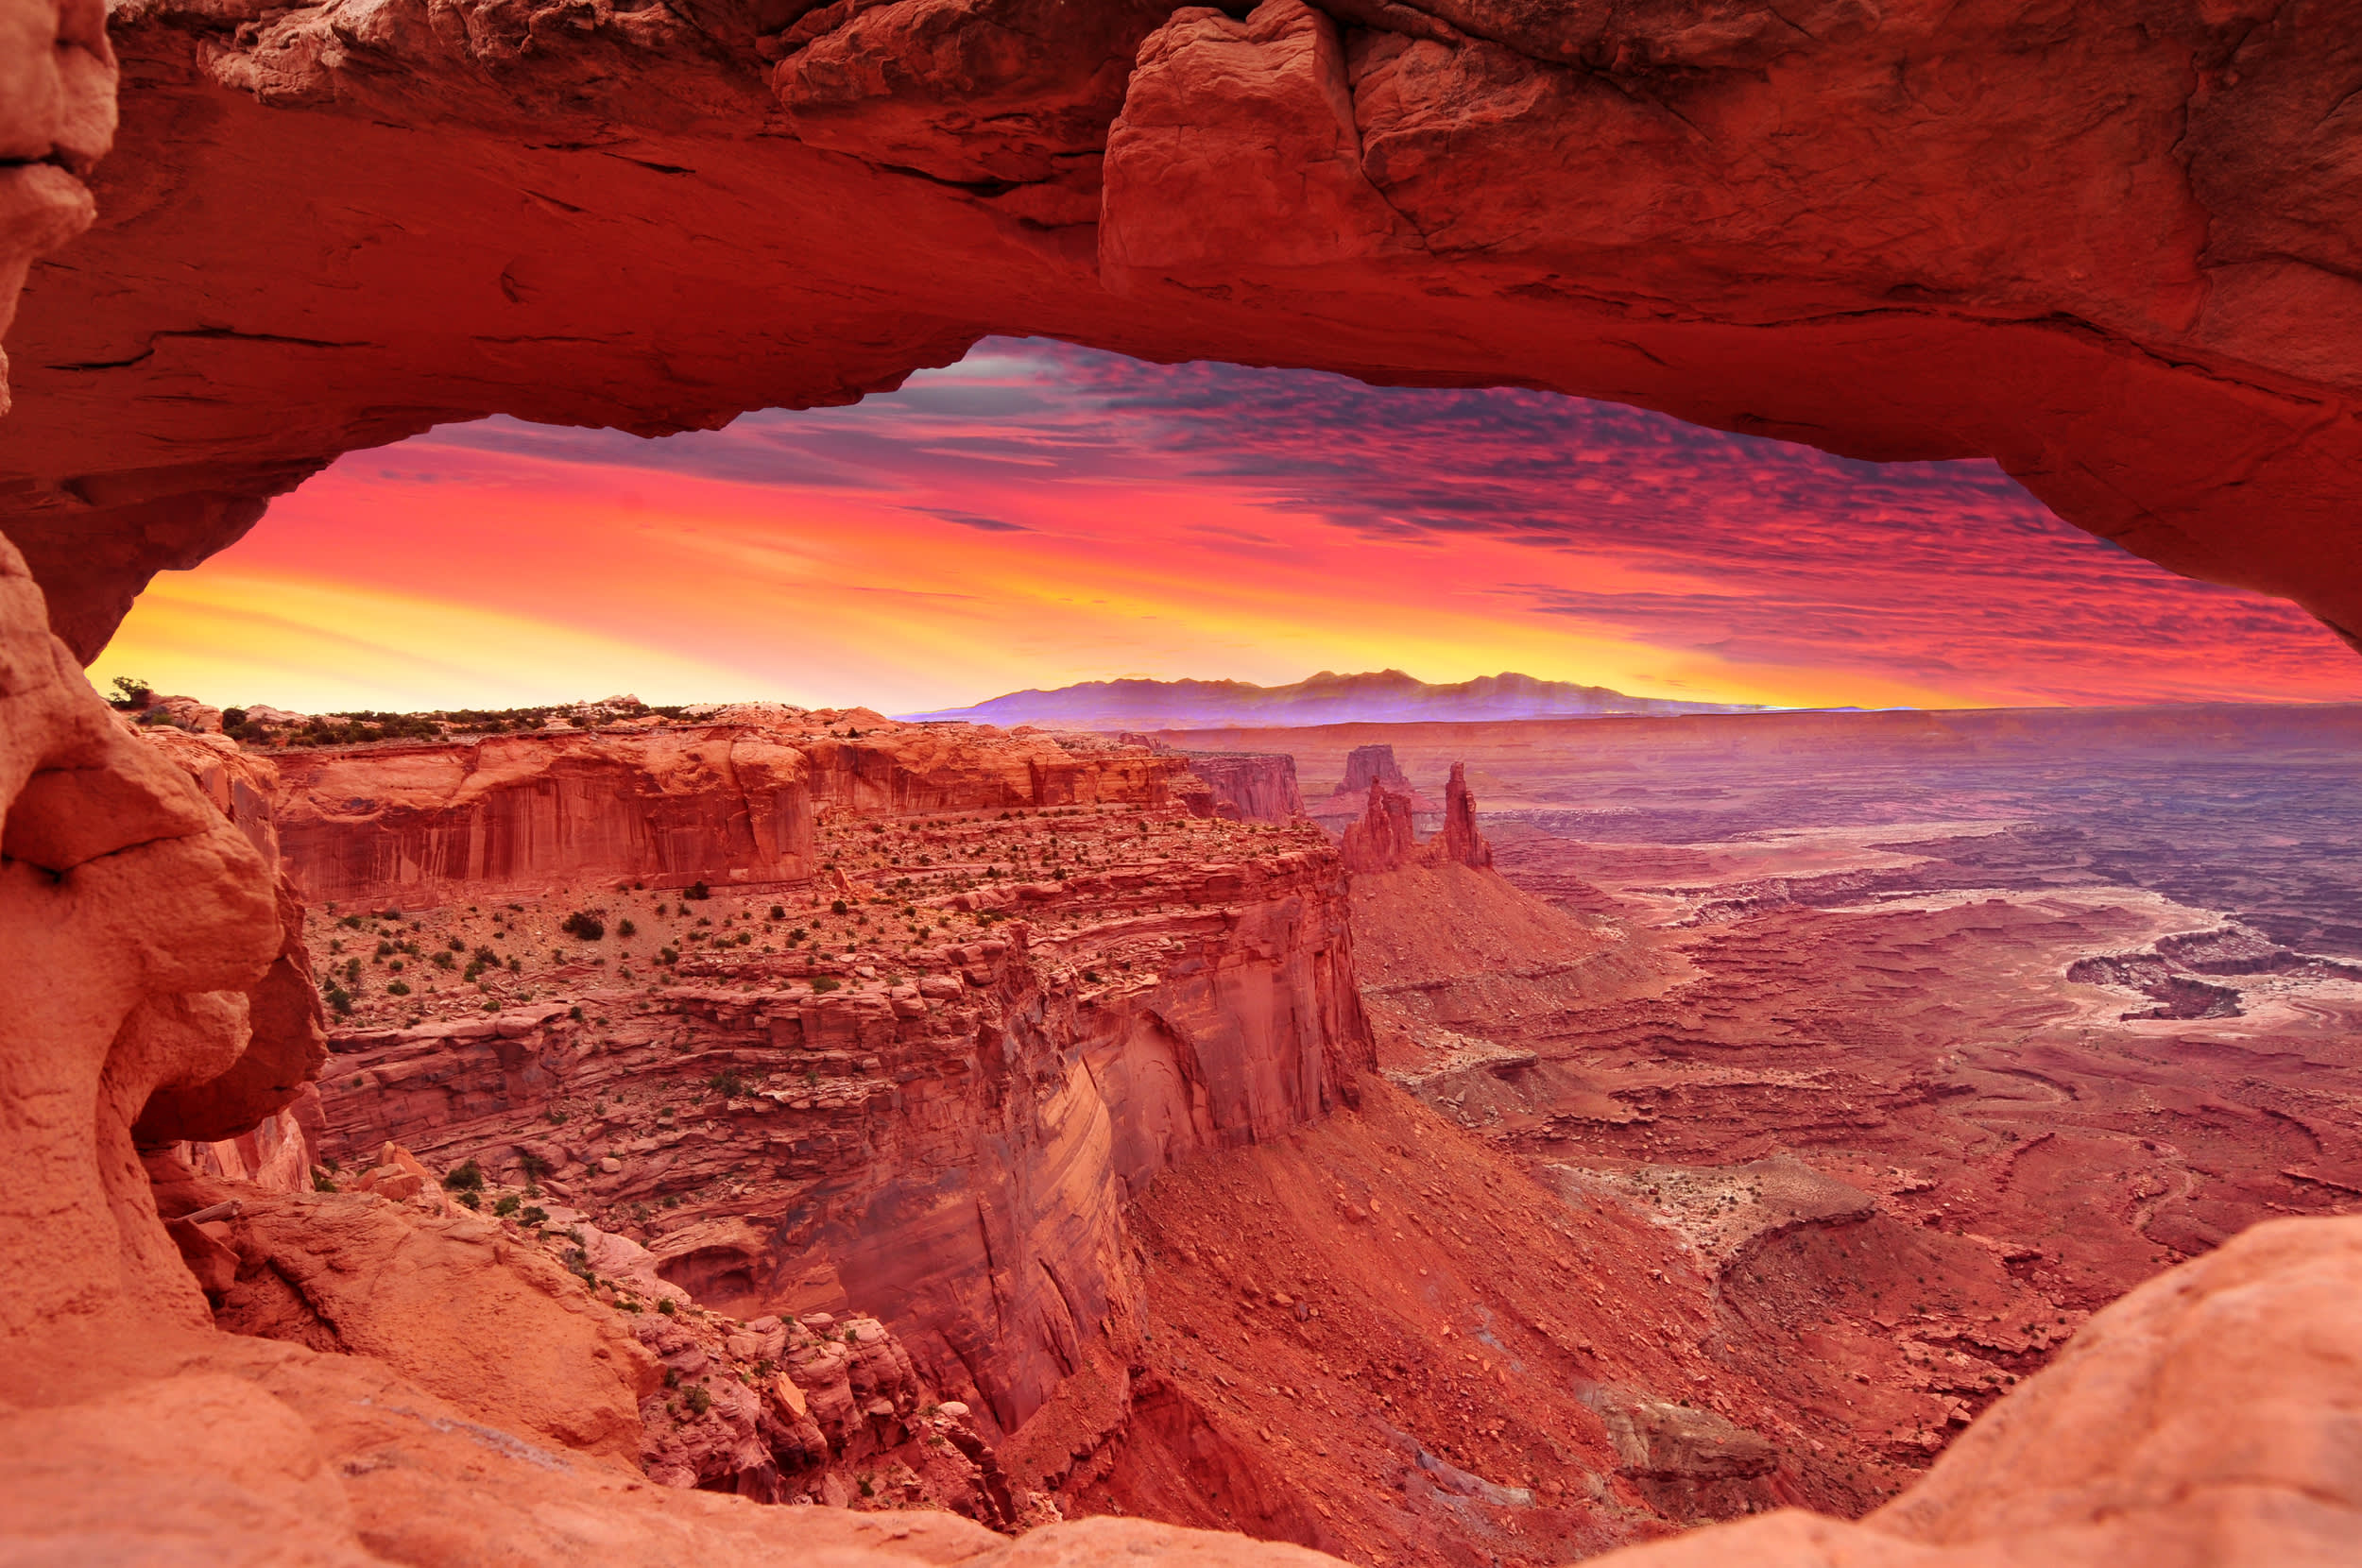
left=898, top=671, right=1770, bottom=729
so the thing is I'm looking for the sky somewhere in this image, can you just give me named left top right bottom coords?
left=90, top=336, right=2362, bottom=717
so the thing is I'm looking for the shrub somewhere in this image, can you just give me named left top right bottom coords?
left=768, top=905, right=785, bottom=921
left=522, top=1205, right=548, bottom=1225
left=659, top=946, right=679, bottom=965
left=442, top=1160, right=485, bottom=1192
left=684, top=1386, right=712, bottom=1416
left=324, top=985, right=353, bottom=1017
left=811, top=976, right=841, bottom=994
left=657, top=1297, right=677, bottom=1315
left=617, top=918, right=637, bottom=938
left=430, top=949, right=454, bottom=970
left=519, top=1151, right=552, bottom=1180
left=707, top=1070, right=747, bottom=1098
left=108, top=675, right=153, bottom=710
left=686, top=881, right=710, bottom=901
left=454, top=1189, right=480, bottom=1210
left=830, top=899, right=848, bottom=915
left=493, top=1194, right=522, bottom=1217
left=385, top=980, right=411, bottom=997
left=561, top=911, right=606, bottom=941
left=312, top=1170, right=337, bottom=1193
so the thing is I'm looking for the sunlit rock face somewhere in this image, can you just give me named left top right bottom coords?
left=2, top=0, right=2360, bottom=656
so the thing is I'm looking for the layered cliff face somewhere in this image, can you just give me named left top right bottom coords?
left=1175, top=751, right=1306, bottom=824
left=270, top=717, right=1199, bottom=905
left=301, top=796, right=1370, bottom=1437
left=273, top=728, right=818, bottom=902
left=4, top=0, right=2360, bottom=656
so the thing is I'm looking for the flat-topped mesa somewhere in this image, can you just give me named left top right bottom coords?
left=266, top=717, right=1198, bottom=904
left=1340, top=761, right=1493, bottom=874
left=1339, top=744, right=1412, bottom=797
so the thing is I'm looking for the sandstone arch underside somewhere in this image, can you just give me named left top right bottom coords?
left=2, top=0, right=2359, bottom=661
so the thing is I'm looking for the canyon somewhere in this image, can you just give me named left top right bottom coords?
left=8, top=0, right=2362, bottom=1563
left=46, top=689, right=2362, bottom=1565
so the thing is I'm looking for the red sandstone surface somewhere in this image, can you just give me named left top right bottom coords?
left=4, top=0, right=2362, bottom=656
left=10, top=6, right=2362, bottom=1558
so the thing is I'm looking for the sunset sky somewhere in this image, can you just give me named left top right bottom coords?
left=91, top=336, right=2362, bottom=717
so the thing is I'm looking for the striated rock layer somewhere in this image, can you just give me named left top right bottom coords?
left=300, top=800, right=1372, bottom=1439
left=4, top=0, right=2362, bottom=655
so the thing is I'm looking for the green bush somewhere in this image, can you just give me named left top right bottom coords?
left=830, top=899, right=848, bottom=915
left=442, top=1160, right=484, bottom=1192
left=561, top=911, right=606, bottom=941
left=768, top=905, right=786, bottom=921
left=684, top=1386, right=712, bottom=1416
left=686, top=881, right=710, bottom=901
left=493, top=1194, right=522, bottom=1217
left=385, top=980, right=411, bottom=997
left=617, top=918, right=636, bottom=938
left=811, top=977, right=841, bottom=994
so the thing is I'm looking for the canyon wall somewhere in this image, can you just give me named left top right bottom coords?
left=269, top=720, right=1197, bottom=905
left=1174, top=751, right=1306, bottom=824
left=273, top=728, right=818, bottom=901
left=3, top=0, right=2360, bottom=656
left=303, top=811, right=1370, bottom=1436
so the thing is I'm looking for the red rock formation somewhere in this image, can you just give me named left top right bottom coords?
left=1338, top=760, right=1491, bottom=873
left=1339, top=782, right=1420, bottom=874
left=1176, top=751, right=1306, bottom=823
left=271, top=728, right=818, bottom=902
left=1436, top=760, right=1491, bottom=870
left=304, top=814, right=1373, bottom=1438
left=1338, top=744, right=1412, bottom=798
left=5, top=0, right=2362, bottom=656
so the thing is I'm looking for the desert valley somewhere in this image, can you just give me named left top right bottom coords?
left=9, top=0, right=2362, bottom=1562
left=102, top=686, right=2362, bottom=1566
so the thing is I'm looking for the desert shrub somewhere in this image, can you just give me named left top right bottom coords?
left=561, top=911, right=605, bottom=941
left=830, top=899, right=848, bottom=915
left=493, top=1194, right=521, bottom=1217
left=519, top=1151, right=552, bottom=1181
left=657, top=1297, right=677, bottom=1315
left=811, top=976, right=841, bottom=994
left=522, top=1205, right=548, bottom=1225
left=385, top=980, right=411, bottom=996
left=108, top=675, right=153, bottom=709
left=617, top=918, right=636, bottom=938
left=311, top=1170, right=337, bottom=1193
left=686, top=881, right=710, bottom=901
left=430, top=950, right=454, bottom=970
left=454, top=1190, right=480, bottom=1210
left=684, top=1386, right=712, bottom=1417
left=707, top=1070, right=747, bottom=1098
left=768, top=905, right=785, bottom=921
left=442, top=1160, right=485, bottom=1192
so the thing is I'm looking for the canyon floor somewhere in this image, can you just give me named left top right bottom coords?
left=219, top=701, right=2362, bottom=1567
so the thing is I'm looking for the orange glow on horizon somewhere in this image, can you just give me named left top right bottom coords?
left=91, top=339, right=2362, bottom=718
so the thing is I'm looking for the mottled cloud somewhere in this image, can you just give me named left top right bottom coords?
left=100, top=336, right=2362, bottom=713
